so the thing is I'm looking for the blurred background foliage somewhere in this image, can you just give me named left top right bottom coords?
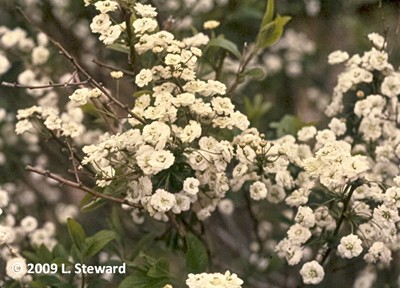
left=1, top=0, right=400, bottom=287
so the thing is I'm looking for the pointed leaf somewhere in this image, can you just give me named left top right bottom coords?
left=207, top=37, right=241, bottom=58
left=119, top=273, right=170, bottom=288
left=256, top=15, right=291, bottom=49
left=261, top=0, right=275, bottom=27
left=85, top=230, right=116, bottom=258
left=67, top=218, right=86, bottom=252
left=185, top=233, right=208, bottom=273
left=242, top=67, right=265, bottom=80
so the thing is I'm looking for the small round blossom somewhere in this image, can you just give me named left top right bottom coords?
left=299, top=261, right=325, bottom=285
left=20, top=216, right=38, bottom=233
left=183, top=177, right=200, bottom=196
left=363, top=241, right=392, bottom=265
left=249, top=181, right=268, bottom=200
left=32, top=46, right=50, bottom=65
left=287, top=223, right=312, bottom=245
left=69, top=88, right=92, bottom=106
left=90, top=14, right=112, bottom=34
left=134, top=3, right=157, bottom=18
left=203, top=20, right=220, bottom=30
left=110, top=71, right=124, bottom=79
left=328, top=50, right=349, bottom=64
left=297, top=126, right=317, bottom=142
left=0, top=54, right=11, bottom=75
left=338, top=234, right=363, bottom=259
left=150, top=189, right=176, bottom=212
left=6, top=257, right=28, bottom=280
left=133, top=18, right=158, bottom=35
left=135, top=69, right=153, bottom=87
left=368, top=32, right=386, bottom=49
left=294, top=206, right=315, bottom=228
left=94, top=0, right=119, bottom=13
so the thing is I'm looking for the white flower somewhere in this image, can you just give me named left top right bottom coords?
left=134, top=3, right=157, bottom=18
left=211, top=97, right=235, bottom=115
left=0, top=225, right=12, bottom=245
left=183, top=177, right=200, bottom=196
left=287, top=223, right=312, bottom=245
left=249, top=181, right=268, bottom=200
left=363, top=241, right=392, bottom=265
left=135, top=68, right=153, bottom=87
left=328, top=117, right=346, bottom=136
left=368, top=32, right=386, bottom=49
left=180, top=120, right=202, bottom=143
left=203, top=20, right=220, bottom=30
left=148, top=150, right=175, bottom=171
left=15, top=119, right=33, bottom=135
left=32, top=46, right=49, bottom=65
left=110, top=71, right=124, bottom=79
left=132, top=18, right=158, bottom=34
left=0, top=54, right=11, bottom=75
left=99, top=25, right=122, bottom=45
left=142, top=121, right=170, bottom=150
left=186, top=270, right=243, bottom=288
left=300, top=261, right=325, bottom=285
left=90, top=14, right=112, bottom=34
left=69, top=88, right=91, bottom=106
left=6, top=257, right=28, bottom=280
left=338, top=234, right=363, bottom=259
left=295, top=206, right=315, bottom=228
left=328, top=50, right=349, bottom=64
left=150, top=189, right=176, bottom=212
left=218, top=199, right=234, bottom=215
left=381, top=74, right=400, bottom=98
left=94, top=0, right=118, bottom=13
left=20, top=216, right=38, bottom=233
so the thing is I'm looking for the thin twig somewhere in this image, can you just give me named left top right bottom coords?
left=65, top=139, right=81, bottom=184
left=1, top=80, right=89, bottom=90
left=166, top=211, right=186, bottom=238
left=25, top=165, right=141, bottom=208
left=16, top=6, right=146, bottom=126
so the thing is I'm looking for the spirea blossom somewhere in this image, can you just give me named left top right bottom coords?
left=186, top=270, right=243, bottom=288
left=338, top=234, right=363, bottom=259
left=300, top=261, right=325, bottom=284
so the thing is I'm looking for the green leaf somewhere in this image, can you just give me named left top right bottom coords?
left=242, top=67, right=265, bottom=80
left=270, top=115, right=307, bottom=137
left=207, top=37, right=241, bottom=59
left=129, top=233, right=157, bottom=261
left=36, top=275, right=63, bottom=286
left=106, top=43, right=130, bottom=54
left=256, top=15, right=291, bottom=49
left=79, top=194, right=106, bottom=212
left=38, top=244, right=53, bottom=263
left=185, top=233, right=208, bottom=273
left=85, top=230, right=116, bottom=258
left=261, top=0, right=275, bottom=27
left=67, top=218, right=86, bottom=252
left=119, top=273, right=170, bottom=288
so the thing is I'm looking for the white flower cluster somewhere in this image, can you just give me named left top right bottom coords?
left=79, top=2, right=251, bottom=222
left=265, top=33, right=400, bottom=285
left=186, top=270, right=243, bottom=288
left=89, top=0, right=124, bottom=45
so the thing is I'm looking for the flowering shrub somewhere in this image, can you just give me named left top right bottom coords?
left=1, top=0, right=400, bottom=287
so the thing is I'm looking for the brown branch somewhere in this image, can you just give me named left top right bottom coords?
left=166, top=211, right=186, bottom=238
left=1, top=80, right=89, bottom=90
left=25, top=165, right=141, bottom=208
